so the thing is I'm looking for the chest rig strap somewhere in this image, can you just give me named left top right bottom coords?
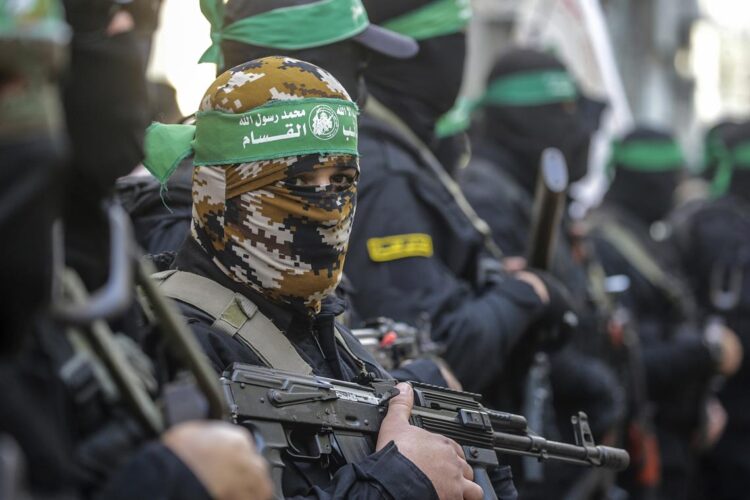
left=152, top=270, right=315, bottom=375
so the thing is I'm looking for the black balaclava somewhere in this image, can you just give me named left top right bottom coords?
left=0, top=138, right=65, bottom=354
left=220, top=0, right=371, bottom=105
left=721, top=121, right=750, bottom=204
left=605, top=127, right=684, bottom=226
left=363, top=0, right=466, bottom=150
left=478, top=48, right=601, bottom=194
left=61, top=1, right=151, bottom=288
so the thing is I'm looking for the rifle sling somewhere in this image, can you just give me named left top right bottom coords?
left=592, top=218, right=689, bottom=315
left=153, top=270, right=315, bottom=375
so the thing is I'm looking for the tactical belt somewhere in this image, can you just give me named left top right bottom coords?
left=153, top=270, right=367, bottom=376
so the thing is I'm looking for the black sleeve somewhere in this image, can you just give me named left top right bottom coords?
left=95, top=442, right=211, bottom=500
left=295, top=442, right=438, bottom=500
left=639, top=324, right=715, bottom=398
left=390, top=358, right=448, bottom=387
left=346, top=171, right=545, bottom=394
left=550, top=348, right=626, bottom=440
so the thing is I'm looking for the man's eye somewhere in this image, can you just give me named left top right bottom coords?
left=331, top=174, right=355, bottom=187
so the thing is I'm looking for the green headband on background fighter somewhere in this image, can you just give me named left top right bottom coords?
left=436, top=60, right=578, bottom=138
left=605, top=127, right=685, bottom=225
left=607, top=136, right=684, bottom=177
left=199, top=0, right=418, bottom=69
left=0, top=0, right=70, bottom=140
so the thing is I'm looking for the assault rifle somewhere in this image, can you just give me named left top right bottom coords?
left=222, top=363, right=630, bottom=500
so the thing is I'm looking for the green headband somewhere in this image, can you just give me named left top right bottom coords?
left=435, top=69, right=578, bottom=138
left=144, top=98, right=359, bottom=183
left=200, top=0, right=370, bottom=67
left=383, top=0, right=471, bottom=40
left=609, top=140, right=684, bottom=173
left=711, top=140, right=750, bottom=197
left=484, top=69, right=577, bottom=107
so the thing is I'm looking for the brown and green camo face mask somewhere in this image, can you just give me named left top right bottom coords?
left=185, top=56, right=359, bottom=315
left=192, top=153, right=357, bottom=315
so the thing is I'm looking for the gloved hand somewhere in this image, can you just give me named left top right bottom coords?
left=518, top=269, right=577, bottom=350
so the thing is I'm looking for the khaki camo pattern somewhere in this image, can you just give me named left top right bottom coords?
left=191, top=56, right=359, bottom=315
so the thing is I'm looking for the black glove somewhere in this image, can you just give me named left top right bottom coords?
left=526, top=269, right=578, bottom=351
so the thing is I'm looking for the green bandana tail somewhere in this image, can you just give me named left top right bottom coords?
left=200, top=0, right=370, bottom=66
left=711, top=141, right=750, bottom=197
left=435, top=97, right=479, bottom=139
left=384, top=0, right=471, bottom=40
left=143, top=123, right=197, bottom=184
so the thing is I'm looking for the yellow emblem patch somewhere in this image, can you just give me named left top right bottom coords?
left=366, top=233, right=434, bottom=262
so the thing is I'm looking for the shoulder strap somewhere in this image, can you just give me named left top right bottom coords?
left=590, top=217, right=691, bottom=315
left=152, top=270, right=314, bottom=375
left=365, top=97, right=504, bottom=260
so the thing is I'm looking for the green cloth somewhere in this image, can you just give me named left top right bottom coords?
left=483, top=69, right=577, bottom=107
left=144, top=98, right=359, bottom=183
left=711, top=140, right=750, bottom=197
left=200, top=0, right=370, bottom=67
left=609, top=140, right=684, bottom=173
left=0, top=0, right=69, bottom=43
left=383, top=0, right=471, bottom=40
left=435, top=96, right=478, bottom=139
left=435, top=69, right=578, bottom=138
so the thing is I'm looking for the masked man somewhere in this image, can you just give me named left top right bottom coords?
left=144, top=55, right=488, bottom=500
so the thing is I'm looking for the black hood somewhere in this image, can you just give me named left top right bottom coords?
left=364, top=32, right=466, bottom=148
left=605, top=127, right=683, bottom=225
left=363, top=0, right=466, bottom=149
left=0, top=137, right=66, bottom=355
left=477, top=48, right=603, bottom=194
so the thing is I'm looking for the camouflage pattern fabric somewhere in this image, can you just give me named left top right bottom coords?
left=191, top=56, right=359, bottom=315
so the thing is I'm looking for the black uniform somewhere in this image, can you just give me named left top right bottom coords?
left=456, top=48, right=625, bottom=499
left=459, top=140, right=626, bottom=499
left=164, top=239, right=520, bottom=499
left=460, top=139, right=624, bottom=434
left=0, top=327, right=211, bottom=500
left=589, top=126, right=723, bottom=500
left=345, top=110, right=546, bottom=399
left=116, top=159, right=193, bottom=255
left=671, top=188, right=750, bottom=500
left=590, top=203, right=716, bottom=500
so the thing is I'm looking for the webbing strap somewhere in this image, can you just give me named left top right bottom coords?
left=590, top=219, right=690, bottom=316
left=152, top=270, right=314, bottom=375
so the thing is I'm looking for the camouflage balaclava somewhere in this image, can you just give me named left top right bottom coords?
left=146, top=56, right=359, bottom=315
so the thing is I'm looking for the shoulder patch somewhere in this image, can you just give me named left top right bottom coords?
left=366, top=233, right=434, bottom=262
